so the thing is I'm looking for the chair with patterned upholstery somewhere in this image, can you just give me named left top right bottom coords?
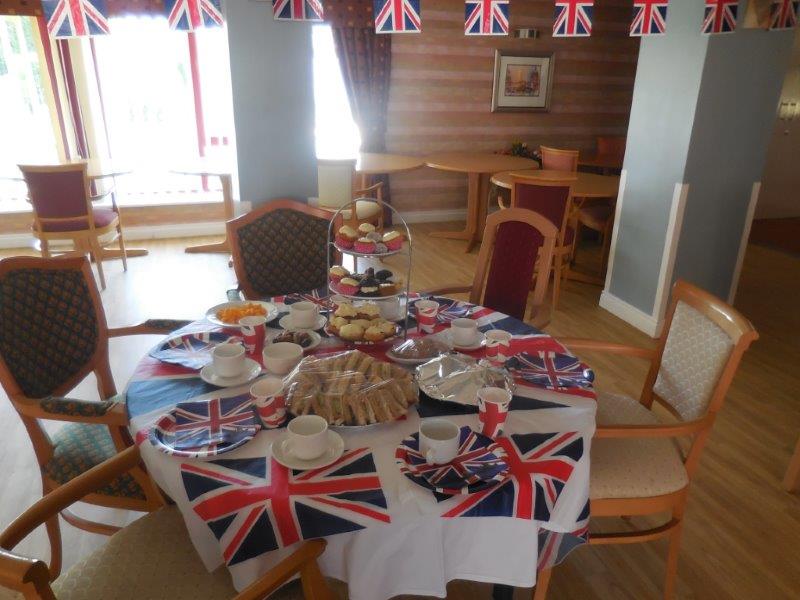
left=0, top=256, right=191, bottom=579
left=19, top=163, right=128, bottom=291
left=539, top=146, right=579, bottom=172
left=539, top=280, right=758, bottom=599
left=0, top=446, right=335, bottom=599
left=311, top=159, right=384, bottom=229
left=424, top=208, right=558, bottom=327
left=227, top=199, right=333, bottom=300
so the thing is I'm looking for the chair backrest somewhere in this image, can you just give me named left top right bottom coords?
left=510, top=177, right=574, bottom=247
left=470, top=208, right=558, bottom=321
left=643, top=280, right=758, bottom=424
left=19, top=164, right=94, bottom=231
left=317, top=159, right=356, bottom=210
left=227, top=199, right=332, bottom=300
left=596, top=136, right=626, bottom=157
left=540, top=146, right=578, bottom=172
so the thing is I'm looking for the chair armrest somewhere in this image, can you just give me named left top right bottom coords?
left=90, top=188, right=114, bottom=203
left=0, top=446, right=141, bottom=552
left=234, top=539, right=329, bottom=600
left=595, top=416, right=710, bottom=439
left=108, top=318, right=192, bottom=337
left=419, top=284, right=472, bottom=297
left=354, top=181, right=383, bottom=197
left=227, top=288, right=244, bottom=302
left=15, top=397, right=128, bottom=426
left=0, top=549, right=51, bottom=596
left=555, top=338, right=655, bottom=359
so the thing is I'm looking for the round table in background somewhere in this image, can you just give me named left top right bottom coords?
left=355, top=153, right=424, bottom=188
left=577, top=153, right=623, bottom=174
left=425, top=152, right=539, bottom=252
left=491, top=170, right=620, bottom=198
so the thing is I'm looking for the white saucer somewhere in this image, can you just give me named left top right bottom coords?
left=444, top=330, right=486, bottom=351
left=279, top=314, right=327, bottom=332
left=271, top=430, right=345, bottom=470
left=200, top=358, right=262, bottom=388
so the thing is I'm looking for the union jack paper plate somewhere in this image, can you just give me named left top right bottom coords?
left=505, top=351, right=595, bottom=390
left=433, top=298, right=473, bottom=323
left=149, top=394, right=260, bottom=458
left=149, top=332, right=242, bottom=370
left=395, top=426, right=509, bottom=495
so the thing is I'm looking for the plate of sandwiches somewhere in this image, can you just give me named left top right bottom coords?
left=284, top=350, right=418, bottom=427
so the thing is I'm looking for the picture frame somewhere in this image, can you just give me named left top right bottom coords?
left=491, top=50, right=555, bottom=113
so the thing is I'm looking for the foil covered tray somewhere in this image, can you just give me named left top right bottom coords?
left=415, top=354, right=515, bottom=406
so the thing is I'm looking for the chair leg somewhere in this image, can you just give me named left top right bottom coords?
left=552, top=256, right=562, bottom=310
left=117, top=225, right=129, bottom=272
left=663, top=514, right=685, bottom=600
left=532, top=567, right=552, bottom=600
left=40, top=239, right=51, bottom=258
left=89, top=238, right=106, bottom=290
left=300, top=561, right=334, bottom=600
left=44, top=511, right=62, bottom=581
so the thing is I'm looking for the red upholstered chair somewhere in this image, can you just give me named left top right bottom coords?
left=424, top=208, right=558, bottom=327
left=540, top=146, right=579, bottom=172
left=509, top=177, right=575, bottom=310
left=19, top=163, right=127, bottom=290
left=597, top=135, right=626, bottom=158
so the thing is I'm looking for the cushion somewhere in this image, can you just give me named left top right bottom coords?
left=578, top=204, right=613, bottom=229
left=595, top=391, right=660, bottom=426
left=36, top=208, right=117, bottom=233
left=0, top=587, right=23, bottom=599
left=653, top=301, right=734, bottom=421
left=44, top=423, right=145, bottom=500
left=326, top=199, right=382, bottom=221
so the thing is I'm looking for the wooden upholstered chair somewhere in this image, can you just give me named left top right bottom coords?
left=542, top=280, right=758, bottom=599
left=227, top=199, right=333, bottom=300
left=0, top=256, right=190, bottom=578
left=0, top=446, right=334, bottom=599
left=539, top=146, right=578, bottom=172
left=425, top=208, right=558, bottom=327
left=596, top=135, right=626, bottom=159
left=507, top=177, right=575, bottom=311
left=19, top=163, right=128, bottom=290
left=313, top=159, right=384, bottom=229
left=574, top=202, right=615, bottom=275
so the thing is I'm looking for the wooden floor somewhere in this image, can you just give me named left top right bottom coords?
left=1, top=224, right=799, bottom=599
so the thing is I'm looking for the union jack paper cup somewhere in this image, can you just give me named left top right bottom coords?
left=415, top=299, right=440, bottom=334
left=239, top=315, right=267, bottom=355
left=485, top=330, right=513, bottom=364
left=477, top=387, right=512, bottom=439
left=250, top=377, right=286, bottom=429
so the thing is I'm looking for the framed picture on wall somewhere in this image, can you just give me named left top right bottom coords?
left=491, top=51, right=554, bottom=113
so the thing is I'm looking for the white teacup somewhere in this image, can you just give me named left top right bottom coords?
left=451, top=318, right=478, bottom=347
left=290, top=301, right=319, bottom=329
left=282, top=415, right=329, bottom=461
left=262, top=342, right=303, bottom=375
left=419, top=419, right=460, bottom=465
left=212, top=343, right=245, bottom=378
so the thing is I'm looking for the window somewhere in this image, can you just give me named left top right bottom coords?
left=312, top=25, right=361, bottom=159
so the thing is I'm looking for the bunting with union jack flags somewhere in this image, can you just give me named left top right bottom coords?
left=630, top=0, right=668, bottom=36
left=464, top=0, right=509, bottom=36
left=440, top=432, right=584, bottom=522
left=273, top=0, right=324, bottom=22
left=702, top=0, right=738, bottom=34
left=181, top=449, right=390, bottom=565
left=164, top=0, right=224, bottom=31
left=769, top=0, right=799, bottom=30
left=553, top=0, right=593, bottom=37
left=42, top=0, right=110, bottom=38
left=374, top=0, right=422, bottom=33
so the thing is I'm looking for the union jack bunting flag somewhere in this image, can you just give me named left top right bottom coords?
left=464, top=0, right=509, bottom=36
left=441, top=432, right=583, bottom=522
left=506, top=351, right=594, bottom=390
left=181, top=449, right=390, bottom=564
left=630, top=0, right=668, bottom=36
left=42, top=0, right=110, bottom=38
left=273, top=0, right=324, bottom=22
left=769, top=0, right=798, bottom=29
left=553, top=0, right=593, bottom=38
left=164, top=0, right=224, bottom=31
left=374, top=0, right=422, bottom=33
left=702, top=0, right=738, bottom=34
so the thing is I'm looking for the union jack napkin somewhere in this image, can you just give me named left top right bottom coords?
left=181, top=448, right=390, bottom=565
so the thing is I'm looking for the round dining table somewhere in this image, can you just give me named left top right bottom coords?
left=355, top=152, right=424, bottom=188
left=126, top=293, right=596, bottom=600
left=425, top=152, right=539, bottom=253
left=491, top=169, right=620, bottom=199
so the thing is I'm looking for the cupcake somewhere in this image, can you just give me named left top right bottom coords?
left=329, top=265, right=349, bottom=284
left=366, top=231, right=383, bottom=242
left=339, top=323, right=364, bottom=341
left=354, top=237, right=376, bottom=254
left=374, top=242, right=388, bottom=254
left=360, top=285, right=380, bottom=298
left=375, top=269, right=393, bottom=282
left=358, top=223, right=377, bottom=236
left=334, top=302, right=358, bottom=318
left=338, top=277, right=360, bottom=296
left=379, top=282, right=397, bottom=296
left=356, top=302, right=381, bottom=320
left=363, top=326, right=385, bottom=342
left=383, top=230, right=403, bottom=251
left=377, top=320, right=397, bottom=336
left=336, top=225, right=358, bottom=249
